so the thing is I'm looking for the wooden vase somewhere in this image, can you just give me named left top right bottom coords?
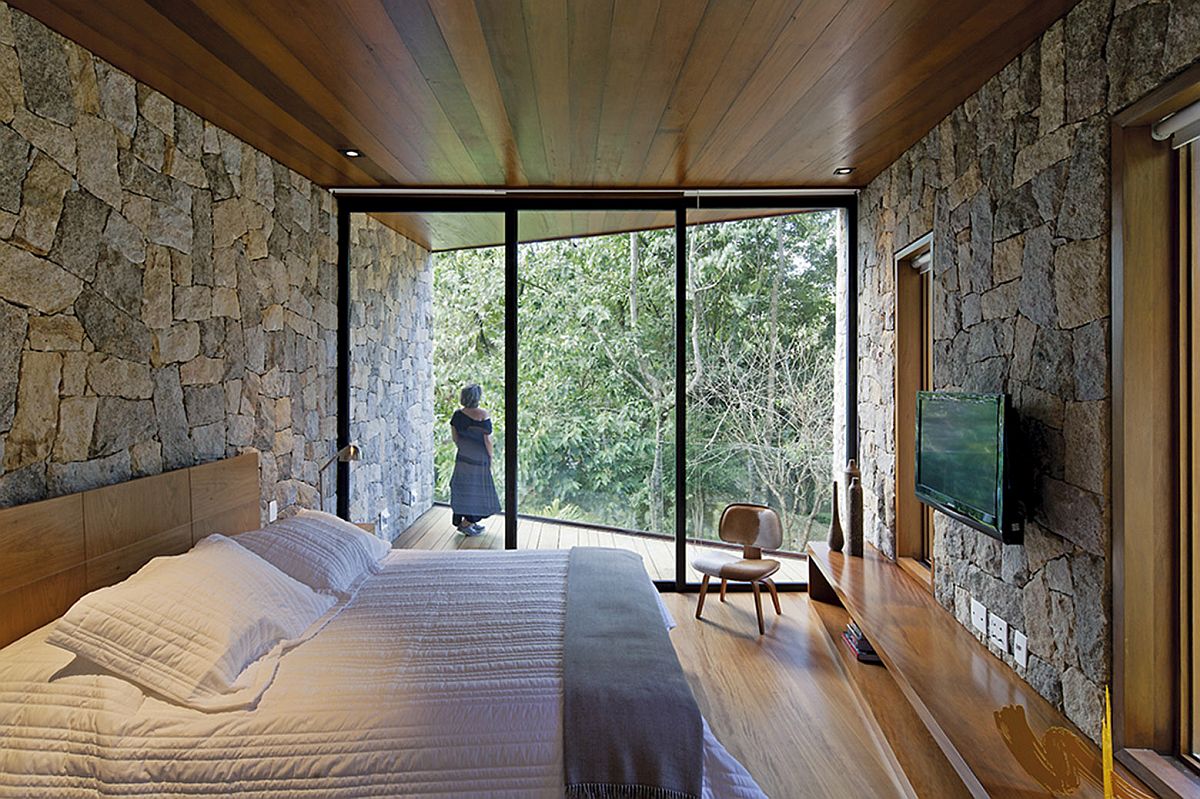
left=828, top=479, right=844, bottom=552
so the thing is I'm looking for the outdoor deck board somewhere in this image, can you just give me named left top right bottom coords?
left=393, top=505, right=808, bottom=584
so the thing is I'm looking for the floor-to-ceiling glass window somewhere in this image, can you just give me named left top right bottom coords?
left=683, top=208, right=842, bottom=584
left=515, top=211, right=677, bottom=583
left=342, top=196, right=852, bottom=589
left=429, top=240, right=506, bottom=550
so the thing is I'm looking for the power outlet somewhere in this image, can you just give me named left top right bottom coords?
left=1012, top=630, right=1028, bottom=669
left=988, top=614, right=1009, bottom=654
left=970, top=598, right=987, bottom=634
left=268, top=500, right=278, bottom=522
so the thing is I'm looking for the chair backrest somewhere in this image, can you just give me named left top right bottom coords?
left=718, top=504, right=783, bottom=555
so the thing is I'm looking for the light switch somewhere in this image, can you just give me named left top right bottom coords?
left=988, top=614, right=1009, bottom=654
left=268, top=500, right=278, bottom=522
left=970, top=598, right=987, bottom=633
left=1012, top=630, right=1028, bottom=669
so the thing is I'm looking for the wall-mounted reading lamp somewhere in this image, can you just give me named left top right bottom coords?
left=319, top=442, right=361, bottom=514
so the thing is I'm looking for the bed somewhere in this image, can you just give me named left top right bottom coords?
left=0, top=455, right=766, bottom=799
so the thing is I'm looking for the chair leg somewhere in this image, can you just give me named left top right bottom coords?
left=696, top=575, right=710, bottom=619
left=751, top=581, right=765, bottom=635
left=766, top=579, right=782, bottom=615
left=719, top=578, right=727, bottom=602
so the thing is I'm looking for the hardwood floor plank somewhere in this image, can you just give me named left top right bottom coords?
left=660, top=592, right=910, bottom=798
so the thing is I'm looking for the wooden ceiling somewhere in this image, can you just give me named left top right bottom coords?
left=17, top=0, right=1079, bottom=249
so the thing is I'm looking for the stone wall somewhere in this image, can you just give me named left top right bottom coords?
left=857, top=0, right=1200, bottom=742
left=0, top=3, right=432, bottom=524
left=348, top=216, right=434, bottom=539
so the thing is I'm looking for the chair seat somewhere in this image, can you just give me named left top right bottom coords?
left=691, top=550, right=780, bottom=582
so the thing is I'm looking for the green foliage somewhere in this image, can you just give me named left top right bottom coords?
left=432, top=211, right=839, bottom=551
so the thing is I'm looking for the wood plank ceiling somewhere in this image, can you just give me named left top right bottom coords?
left=16, top=0, right=1079, bottom=250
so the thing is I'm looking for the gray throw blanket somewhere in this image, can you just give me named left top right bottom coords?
left=563, top=547, right=703, bottom=799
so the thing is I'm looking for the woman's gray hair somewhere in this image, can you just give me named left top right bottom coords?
left=460, top=384, right=482, bottom=408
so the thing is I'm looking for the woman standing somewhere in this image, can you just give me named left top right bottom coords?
left=449, top=384, right=501, bottom=535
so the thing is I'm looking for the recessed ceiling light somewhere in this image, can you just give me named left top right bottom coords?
left=341, top=148, right=362, bottom=158
left=834, top=166, right=854, bottom=175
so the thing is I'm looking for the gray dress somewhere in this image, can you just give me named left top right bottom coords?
left=449, top=410, right=501, bottom=520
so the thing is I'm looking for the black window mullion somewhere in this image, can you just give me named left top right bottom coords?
left=675, top=207, right=687, bottom=591
left=336, top=202, right=351, bottom=520
left=505, top=209, right=518, bottom=550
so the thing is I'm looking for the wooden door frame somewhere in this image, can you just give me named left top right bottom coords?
left=894, top=233, right=934, bottom=591
left=1112, top=61, right=1200, bottom=796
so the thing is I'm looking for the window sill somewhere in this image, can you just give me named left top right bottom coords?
left=1119, top=748, right=1200, bottom=798
left=897, top=556, right=932, bottom=594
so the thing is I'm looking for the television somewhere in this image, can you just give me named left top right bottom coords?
left=914, top=391, right=1022, bottom=544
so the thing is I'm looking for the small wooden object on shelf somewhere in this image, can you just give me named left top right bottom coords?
left=828, top=480, right=844, bottom=552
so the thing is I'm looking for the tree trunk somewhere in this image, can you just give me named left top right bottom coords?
left=649, top=408, right=665, bottom=533
left=687, top=237, right=705, bottom=394
left=629, top=232, right=639, bottom=328
left=800, top=506, right=818, bottom=549
left=767, top=217, right=782, bottom=422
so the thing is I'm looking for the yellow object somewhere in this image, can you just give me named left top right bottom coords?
left=1103, top=686, right=1114, bottom=799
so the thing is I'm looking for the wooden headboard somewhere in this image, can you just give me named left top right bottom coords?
left=0, top=452, right=261, bottom=647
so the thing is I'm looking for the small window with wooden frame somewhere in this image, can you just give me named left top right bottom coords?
left=1114, top=64, right=1200, bottom=796
left=895, top=233, right=934, bottom=590
left=1184, top=135, right=1200, bottom=774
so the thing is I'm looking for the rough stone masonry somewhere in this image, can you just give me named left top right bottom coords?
left=0, top=3, right=434, bottom=531
left=854, top=0, right=1200, bottom=742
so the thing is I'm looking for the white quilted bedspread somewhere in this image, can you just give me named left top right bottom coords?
left=0, top=548, right=765, bottom=799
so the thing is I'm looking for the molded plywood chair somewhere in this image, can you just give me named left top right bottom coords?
left=692, top=503, right=783, bottom=635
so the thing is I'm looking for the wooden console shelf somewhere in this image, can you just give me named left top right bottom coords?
left=807, top=542, right=1153, bottom=799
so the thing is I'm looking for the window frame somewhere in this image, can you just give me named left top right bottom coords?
left=894, top=233, right=935, bottom=590
left=1184, top=138, right=1200, bottom=770
left=335, top=191, right=858, bottom=593
left=1112, top=62, right=1200, bottom=797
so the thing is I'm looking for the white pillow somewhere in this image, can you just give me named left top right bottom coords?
left=47, top=535, right=335, bottom=711
left=233, top=509, right=389, bottom=596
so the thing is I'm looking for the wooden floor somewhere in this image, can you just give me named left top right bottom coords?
left=393, top=504, right=809, bottom=583
left=665, top=592, right=910, bottom=797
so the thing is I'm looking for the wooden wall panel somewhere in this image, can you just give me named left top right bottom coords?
left=0, top=494, right=84, bottom=590
left=0, top=452, right=262, bottom=647
left=0, top=566, right=86, bottom=647
left=189, top=451, right=261, bottom=543
left=85, top=528, right=194, bottom=592
left=82, top=470, right=191, bottom=559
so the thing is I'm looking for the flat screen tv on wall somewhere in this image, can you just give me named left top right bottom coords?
left=914, top=391, right=1023, bottom=545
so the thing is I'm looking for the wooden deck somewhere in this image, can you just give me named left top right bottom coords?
left=393, top=504, right=808, bottom=584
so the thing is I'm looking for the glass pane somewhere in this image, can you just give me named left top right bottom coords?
left=516, top=211, right=676, bottom=582
left=352, top=212, right=508, bottom=551
left=684, top=209, right=841, bottom=583
left=431, top=243, right=506, bottom=548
